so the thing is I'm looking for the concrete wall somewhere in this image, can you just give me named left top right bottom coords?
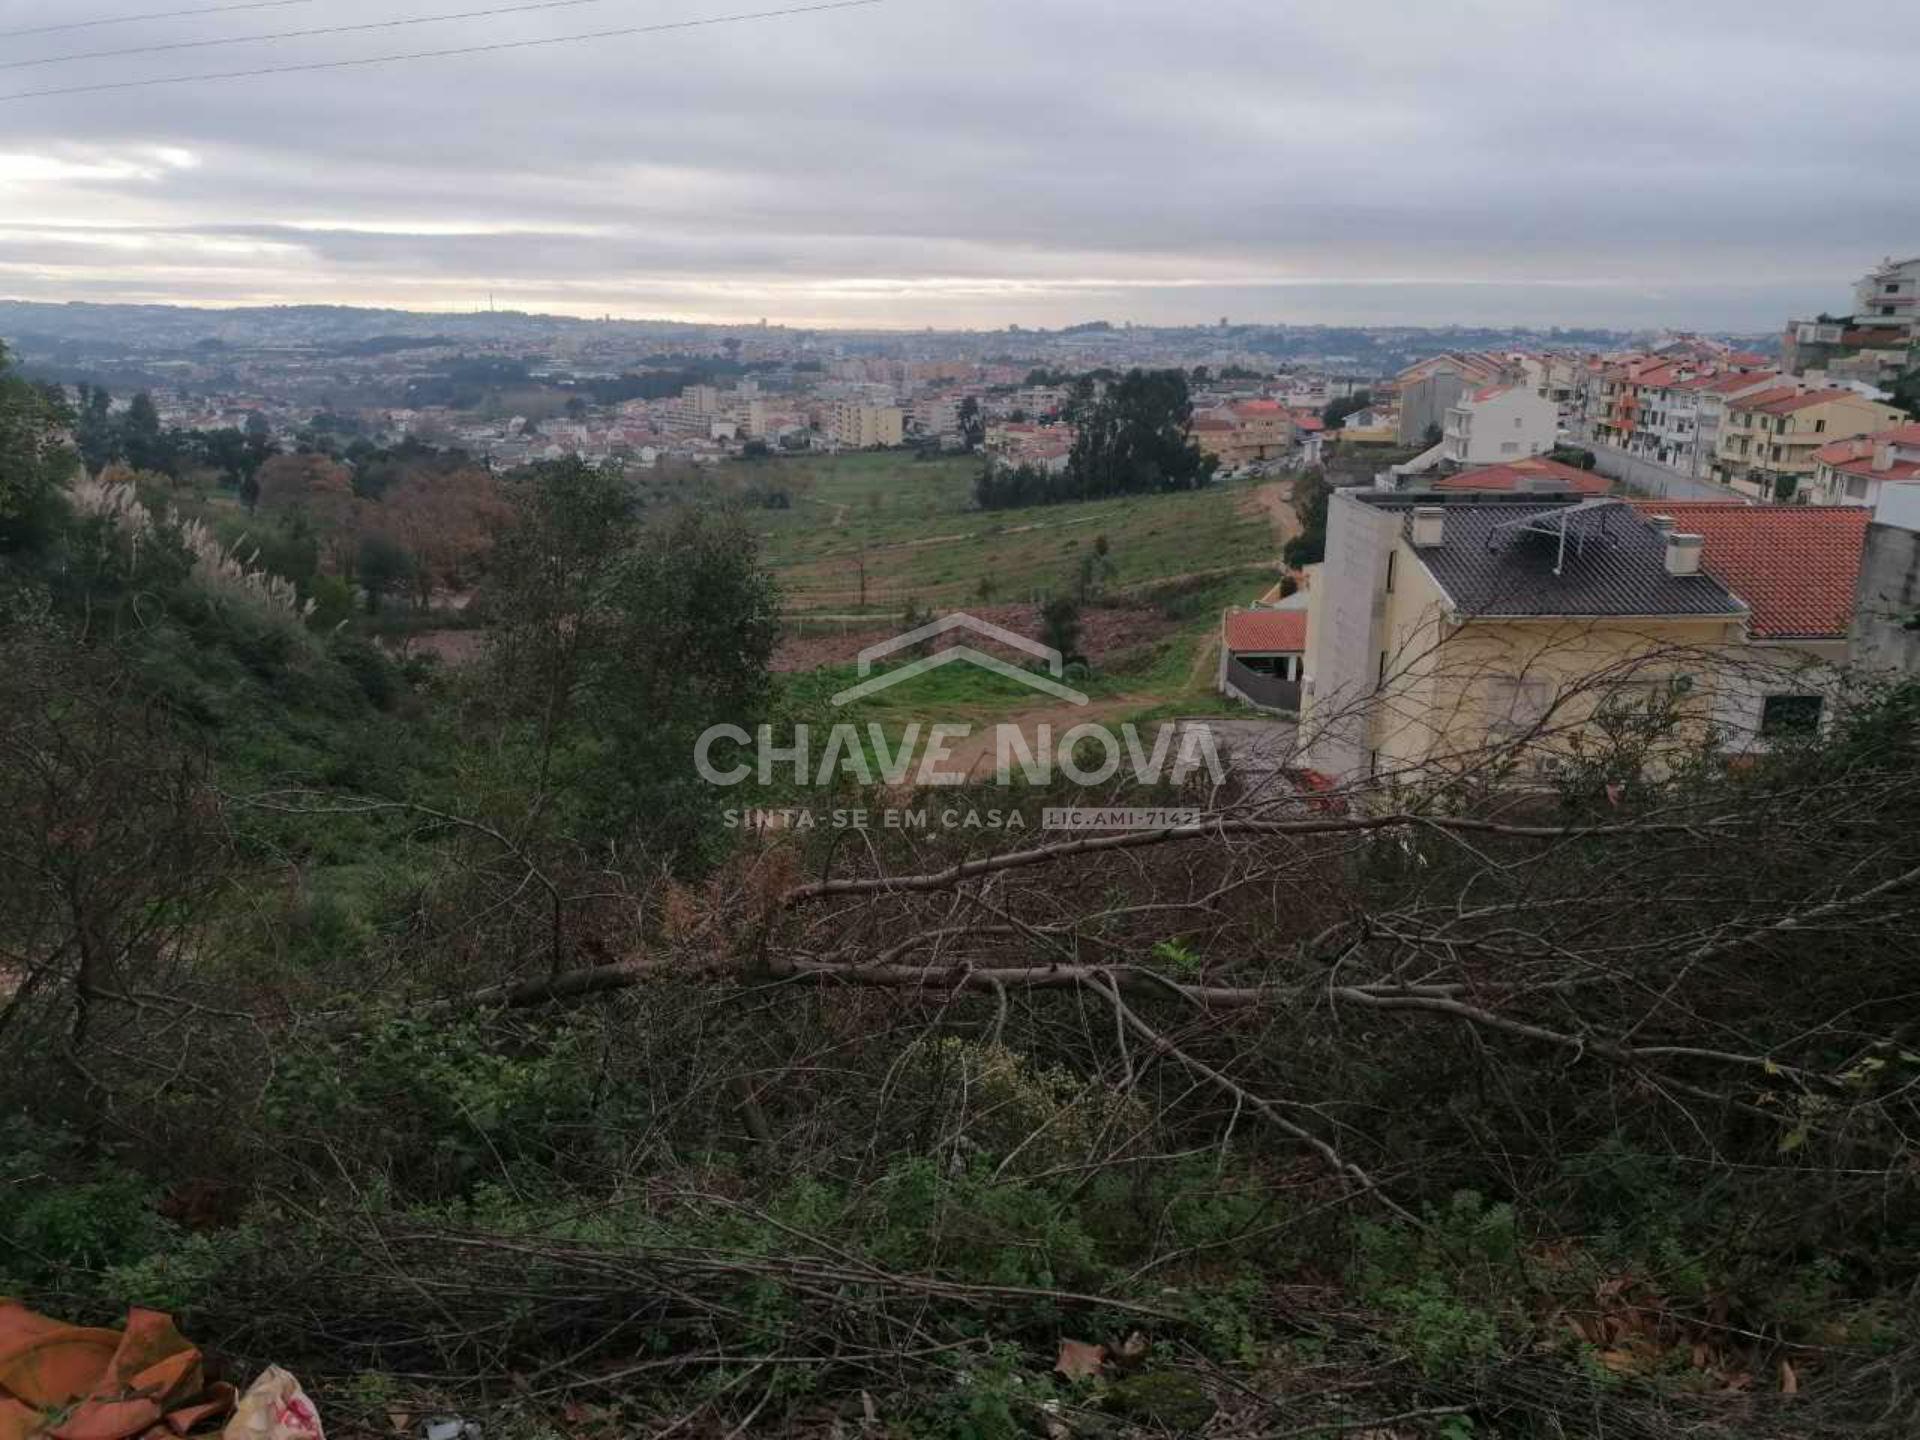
left=1587, top=441, right=1738, bottom=502
left=1398, top=373, right=1466, bottom=446
left=1300, top=491, right=1401, bottom=778
left=1851, top=522, right=1920, bottom=676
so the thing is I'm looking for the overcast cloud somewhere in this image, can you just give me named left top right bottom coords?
left=0, top=0, right=1915, bottom=330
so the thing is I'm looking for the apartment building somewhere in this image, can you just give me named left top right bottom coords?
left=1856, top=255, right=1920, bottom=339
left=1439, top=384, right=1557, bottom=466
left=1192, top=399, right=1295, bottom=468
left=1711, top=389, right=1906, bottom=499
left=827, top=401, right=905, bottom=449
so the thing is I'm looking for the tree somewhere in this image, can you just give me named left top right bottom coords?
left=1066, top=368, right=1216, bottom=501
left=1075, top=533, right=1115, bottom=603
left=122, top=392, right=175, bottom=475
left=379, top=462, right=506, bottom=610
left=73, top=385, right=119, bottom=475
left=1887, top=364, right=1920, bottom=420
left=356, top=532, right=414, bottom=613
left=1040, top=595, right=1081, bottom=662
left=1323, top=390, right=1373, bottom=429
left=484, top=458, right=780, bottom=865
left=958, top=397, right=985, bottom=452
left=1283, top=468, right=1331, bottom=568
left=0, top=341, right=75, bottom=555
left=254, top=454, right=359, bottom=572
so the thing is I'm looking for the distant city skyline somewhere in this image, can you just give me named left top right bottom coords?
left=1, top=0, right=1916, bottom=332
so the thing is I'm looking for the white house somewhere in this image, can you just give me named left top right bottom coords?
left=1440, top=385, right=1559, bottom=467
left=1812, top=424, right=1920, bottom=508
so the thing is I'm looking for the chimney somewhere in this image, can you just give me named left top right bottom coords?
left=1647, top=513, right=1675, bottom=535
left=1411, top=506, right=1445, bottom=548
left=1873, top=443, right=1894, bottom=473
left=1665, top=532, right=1705, bottom=577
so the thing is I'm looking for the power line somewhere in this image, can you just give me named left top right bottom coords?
left=0, top=1, right=317, bottom=41
left=0, top=0, right=885, bottom=101
left=3, top=0, right=623, bottom=71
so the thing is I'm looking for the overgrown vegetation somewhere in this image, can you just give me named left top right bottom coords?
left=3, top=340, right=1918, bottom=1437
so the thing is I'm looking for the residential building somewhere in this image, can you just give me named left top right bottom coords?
left=827, top=401, right=905, bottom=449
left=1780, top=256, right=1920, bottom=387
left=1393, top=352, right=1514, bottom=445
left=1192, top=399, right=1296, bottom=468
left=1811, top=424, right=1920, bottom=507
left=1439, top=384, right=1557, bottom=466
left=1298, top=493, right=1863, bottom=782
left=1711, top=390, right=1907, bottom=499
left=1855, top=255, right=1920, bottom=338
left=1218, top=607, right=1306, bottom=712
left=1626, top=502, right=1864, bottom=740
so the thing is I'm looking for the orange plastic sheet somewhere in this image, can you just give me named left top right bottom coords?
left=0, top=1303, right=234, bottom=1440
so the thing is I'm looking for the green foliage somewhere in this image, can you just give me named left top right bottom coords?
left=975, top=371, right=1216, bottom=511
left=0, top=341, right=75, bottom=554
left=263, top=1016, right=599, bottom=1196
left=0, top=1119, right=173, bottom=1295
left=482, top=458, right=780, bottom=866
left=1354, top=1192, right=1518, bottom=1374
left=1284, top=468, right=1330, bottom=568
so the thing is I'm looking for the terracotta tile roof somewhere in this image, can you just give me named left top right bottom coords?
left=1814, top=434, right=1920, bottom=482
left=1468, top=383, right=1514, bottom=403
left=1224, top=609, right=1306, bottom=654
left=1432, top=457, right=1612, bottom=495
left=1728, top=386, right=1804, bottom=413
left=1750, top=389, right=1861, bottom=417
left=1627, top=502, right=1868, bottom=639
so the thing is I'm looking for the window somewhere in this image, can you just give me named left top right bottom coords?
left=1500, top=441, right=1519, bottom=453
left=1814, top=419, right=1826, bottom=433
left=1845, top=475, right=1870, bottom=500
left=1485, top=674, right=1553, bottom=736
left=1761, top=694, right=1824, bottom=738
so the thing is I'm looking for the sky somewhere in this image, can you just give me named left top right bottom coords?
left=0, top=0, right=1916, bottom=333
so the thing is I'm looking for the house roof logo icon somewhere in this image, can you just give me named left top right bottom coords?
left=831, top=612, right=1090, bottom=708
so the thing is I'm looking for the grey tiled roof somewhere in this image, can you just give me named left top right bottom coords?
left=1407, top=500, right=1748, bottom=621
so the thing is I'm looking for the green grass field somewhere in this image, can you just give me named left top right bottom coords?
left=749, top=452, right=1278, bottom=614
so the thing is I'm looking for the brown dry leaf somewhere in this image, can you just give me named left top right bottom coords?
left=1780, top=1359, right=1799, bottom=1395
left=1116, top=1331, right=1150, bottom=1366
left=387, top=1410, right=412, bottom=1434
left=1053, top=1339, right=1107, bottom=1379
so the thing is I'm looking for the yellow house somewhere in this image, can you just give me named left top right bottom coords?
left=1710, top=388, right=1906, bottom=499
left=1297, top=492, right=1858, bottom=783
